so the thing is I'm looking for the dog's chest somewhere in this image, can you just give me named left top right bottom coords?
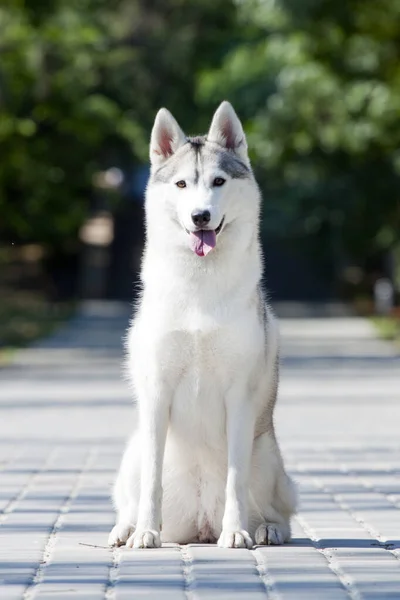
left=169, top=329, right=225, bottom=442
left=167, top=321, right=259, bottom=450
left=133, top=296, right=265, bottom=448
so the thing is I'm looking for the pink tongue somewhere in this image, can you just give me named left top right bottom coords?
left=189, top=230, right=216, bottom=257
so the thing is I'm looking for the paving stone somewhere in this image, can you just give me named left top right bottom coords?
left=0, top=304, right=399, bottom=599
left=186, top=545, right=267, bottom=599
left=116, top=545, right=186, bottom=599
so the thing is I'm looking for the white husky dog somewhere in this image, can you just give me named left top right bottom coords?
left=108, top=101, right=297, bottom=549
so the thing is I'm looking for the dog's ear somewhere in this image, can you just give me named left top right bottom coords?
left=207, top=101, right=248, bottom=162
left=150, top=108, right=187, bottom=166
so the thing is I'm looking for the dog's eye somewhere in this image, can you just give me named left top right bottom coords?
left=213, top=177, right=226, bottom=187
left=176, top=180, right=186, bottom=188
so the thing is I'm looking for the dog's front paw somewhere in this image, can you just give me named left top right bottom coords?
left=108, top=522, right=135, bottom=547
left=218, top=529, right=253, bottom=549
left=126, top=529, right=161, bottom=549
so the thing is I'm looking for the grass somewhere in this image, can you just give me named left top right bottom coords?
left=371, top=315, right=400, bottom=346
left=0, top=292, right=74, bottom=365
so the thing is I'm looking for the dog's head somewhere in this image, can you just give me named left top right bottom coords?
left=146, top=101, right=259, bottom=258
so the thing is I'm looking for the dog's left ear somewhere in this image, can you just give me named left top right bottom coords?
left=207, top=101, right=248, bottom=162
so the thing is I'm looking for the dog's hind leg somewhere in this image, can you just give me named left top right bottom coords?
left=249, top=432, right=297, bottom=546
left=108, top=491, right=137, bottom=546
left=108, top=434, right=140, bottom=547
left=254, top=521, right=291, bottom=545
left=254, top=470, right=297, bottom=545
left=108, top=508, right=136, bottom=547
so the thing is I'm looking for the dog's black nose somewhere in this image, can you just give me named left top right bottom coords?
left=191, top=210, right=211, bottom=228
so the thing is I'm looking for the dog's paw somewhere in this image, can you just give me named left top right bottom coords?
left=217, top=530, right=253, bottom=549
left=126, top=529, right=161, bottom=549
left=255, top=523, right=286, bottom=546
left=108, top=522, right=135, bottom=547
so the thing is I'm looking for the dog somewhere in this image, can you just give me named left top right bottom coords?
left=108, top=101, right=297, bottom=549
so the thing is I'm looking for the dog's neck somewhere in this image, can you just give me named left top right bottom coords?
left=140, top=229, right=262, bottom=309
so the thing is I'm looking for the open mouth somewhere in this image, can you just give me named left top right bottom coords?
left=215, top=217, right=225, bottom=235
left=187, top=216, right=225, bottom=257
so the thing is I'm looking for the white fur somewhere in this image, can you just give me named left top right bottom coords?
left=108, top=102, right=297, bottom=549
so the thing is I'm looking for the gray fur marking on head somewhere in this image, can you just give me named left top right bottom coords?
left=217, top=150, right=250, bottom=179
left=152, top=137, right=250, bottom=184
left=151, top=143, right=192, bottom=183
left=188, top=135, right=206, bottom=148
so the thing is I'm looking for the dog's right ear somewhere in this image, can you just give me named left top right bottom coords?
left=207, top=101, right=248, bottom=163
left=150, top=108, right=187, bottom=167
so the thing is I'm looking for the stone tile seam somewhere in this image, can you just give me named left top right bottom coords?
left=180, top=544, right=195, bottom=599
left=295, top=514, right=361, bottom=600
left=338, top=461, right=400, bottom=511
left=323, top=458, right=400, bottom=564
left=0, top=448, right=59, bottom=527
left=333, top=492, right=400, bottom=562
left=251, top=548, right=281, bottom=599
left=283, top=445, right=400, bottom=458
left=295, top=450, right=400, bottom=564
left=22, top=447, right=97, bottom=600
left=104, top=547, right=121, bottom=600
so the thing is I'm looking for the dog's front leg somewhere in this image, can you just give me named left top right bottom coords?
left=126, top=382, right=170, bottom=549
left=218, top=384, right=255, bottom=549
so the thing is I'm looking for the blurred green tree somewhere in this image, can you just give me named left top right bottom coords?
left=0, top=0, right=238, bottom=253
left=198, top=0, right=400, bottom=272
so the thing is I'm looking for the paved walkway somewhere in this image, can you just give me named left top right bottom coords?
left=0, top=302, right=400, bottom=599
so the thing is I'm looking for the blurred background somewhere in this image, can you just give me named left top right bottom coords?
left=1, top=0, right=400, bottom=353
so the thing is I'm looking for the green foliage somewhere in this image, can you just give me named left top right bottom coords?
left=198, top=0, right=400, bottom=263
left=2, top=0, right=399, bottom=274
left=371, top=316, right=400, bottom=344
left=0, top=0, right=238, bottom=251
left=0, top=290, right=73, bottom=355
